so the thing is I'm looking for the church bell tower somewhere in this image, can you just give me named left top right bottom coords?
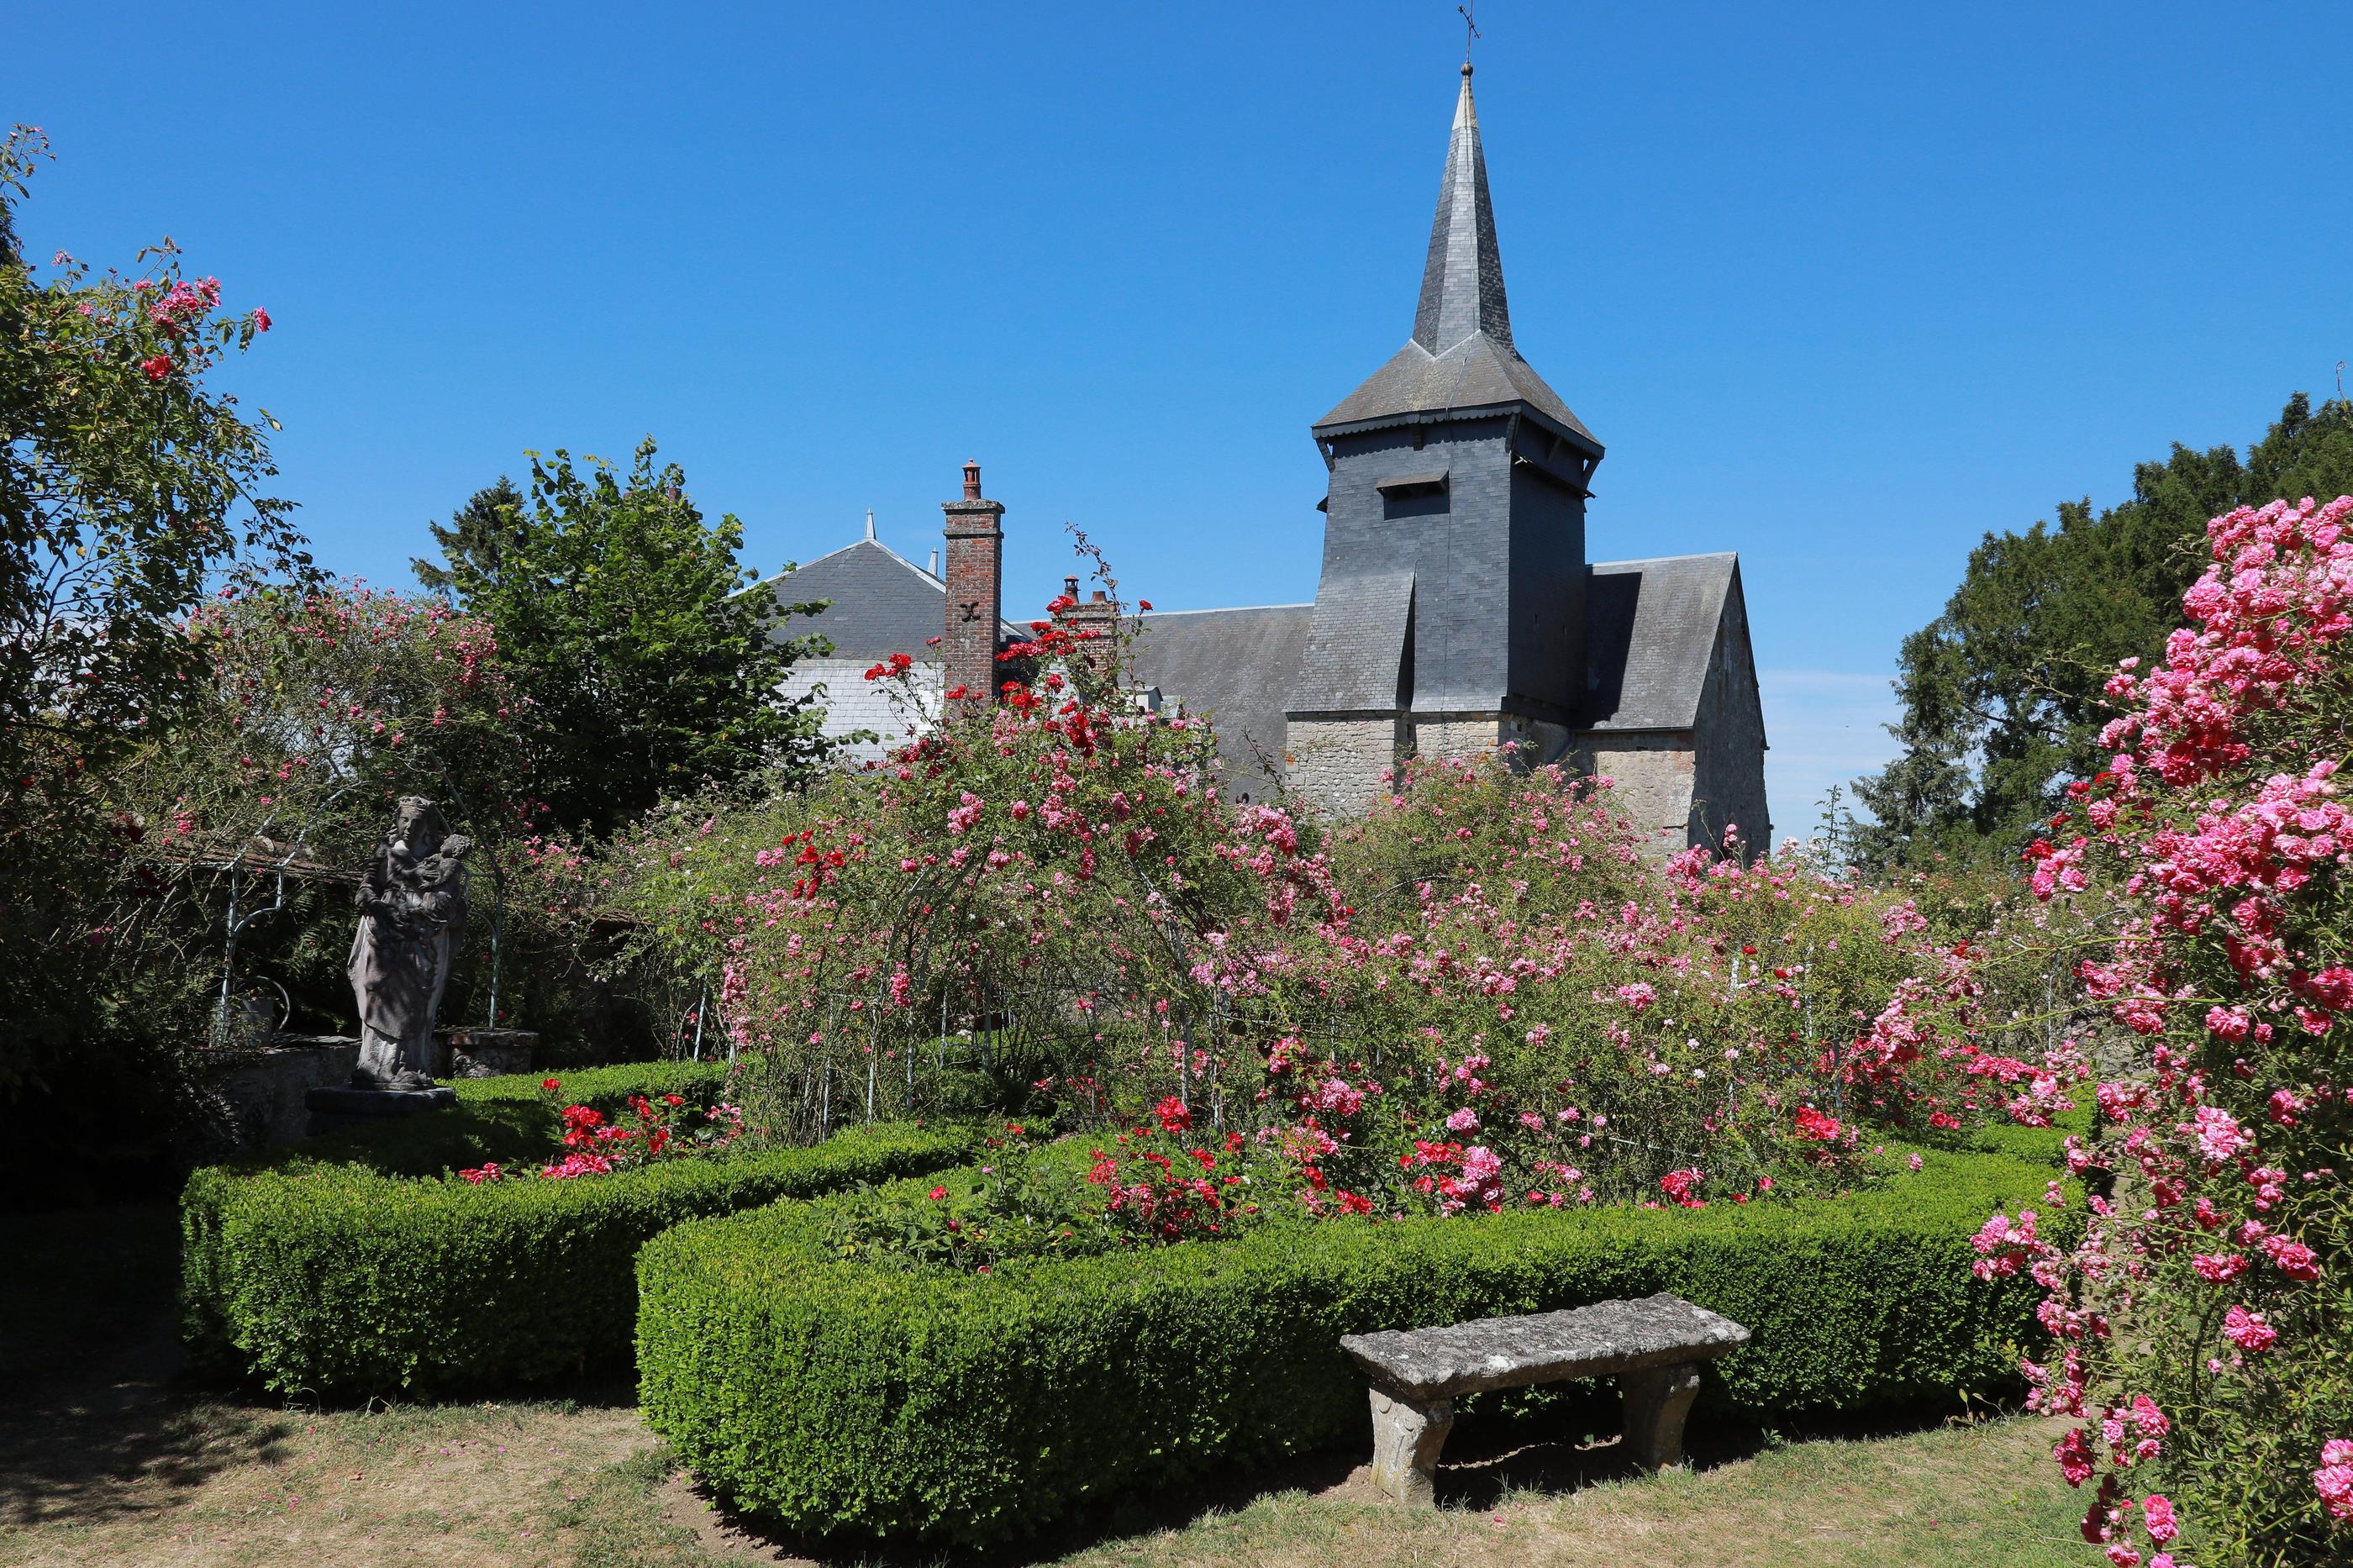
left=1286, top=63, right=1604, bottom=813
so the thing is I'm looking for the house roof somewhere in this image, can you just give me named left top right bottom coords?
left=1579, top=552, right=1741, bottom=732
left=1124, top=603, right=1313, bottom=801
left=757, top=534, right=1019, bottom=660
left=1314, top=66, right=1599, bottom=454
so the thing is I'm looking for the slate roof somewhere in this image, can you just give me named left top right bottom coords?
left=1579, top=552, right=1740, bottom=732
left=1292, top=566, right=1413, bottom=712
left=756, top=536, right=1019, bottom=660
left=1124, top=603, right=1313, bottom=801
left=1315, top=66, right=1599, bottom=453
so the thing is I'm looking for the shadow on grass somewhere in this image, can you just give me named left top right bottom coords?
left=0, top=1202, right=298, bottom=1530
left=655, top=1392, right=1987, bottom=1566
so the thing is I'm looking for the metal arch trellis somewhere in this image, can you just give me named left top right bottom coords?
left=213, top=781, right=361, bottom=1044
left=430, top=769, right=513, bottom=1030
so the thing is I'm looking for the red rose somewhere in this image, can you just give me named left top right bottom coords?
left=139, top=355, right=172, bottom=380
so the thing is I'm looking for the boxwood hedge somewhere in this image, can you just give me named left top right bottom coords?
left=182, top=1065, right=976, bottom=1396
left=637, top=1142, right=2077, bottom=1548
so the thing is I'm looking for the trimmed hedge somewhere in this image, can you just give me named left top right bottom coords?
left=182, top=1082, right=976, bottom=1396
left=292, top=1060, right=750, bottom=1178
left=637, top=1144, right=2077, bottom=1547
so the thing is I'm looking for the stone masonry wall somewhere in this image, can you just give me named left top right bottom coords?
left=1687, top=585, right=1772, bottom=856
left=1287, top=718, right=1404, bottom=814
left=1577, top=732, right=1699, bottom=859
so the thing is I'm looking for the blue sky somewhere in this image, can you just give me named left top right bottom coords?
left=10, top=2, right=2350, bottom=837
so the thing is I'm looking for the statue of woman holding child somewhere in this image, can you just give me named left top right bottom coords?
left=348, top=796, right=472, bottom=1091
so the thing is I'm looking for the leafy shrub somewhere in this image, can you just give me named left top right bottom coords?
left=627, top=645, right=2013, bottom=1207
left=181, top=1073, right=974, bottom=1396
left=637, top=1141, right=2075, bottom=1548
left=285, top=1060, right=744, bottom=1177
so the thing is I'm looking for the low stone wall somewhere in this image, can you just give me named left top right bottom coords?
left=194, top=1034, right=361, bottom=1153
left=193, top=1028, right=540, bottom=1153
left=442, top=1027, right=538, bottom=1080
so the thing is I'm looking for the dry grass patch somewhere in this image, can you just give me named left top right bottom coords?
left=0, top=1203, right=2106, bottom=1568
left=0, top=1387, right=666, bottom=1568
left=1038, top=1416, right=2089, bottom=1568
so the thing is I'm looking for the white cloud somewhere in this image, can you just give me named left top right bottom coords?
left=1758, top=670, right=1902, bottom=843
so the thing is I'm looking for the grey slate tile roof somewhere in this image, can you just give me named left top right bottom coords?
left=1124, top=603, right=1312, bottom=801
left=1580, top=553, right=1740, bottom=732
left=1315, top=66, right=1598, bottom=451
left=1123, top=551, right=1741, bottom=797
left=1292, top=567, right=1413, bottom=712
left=1319, top=334, right=1596, bottom=445
left=756, top=537, right=1019, bottom=660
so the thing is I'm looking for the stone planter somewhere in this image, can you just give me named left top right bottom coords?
left=438, top=1026, right=538, bottom=1079
left=193, top=1034, right=361, bottom=1153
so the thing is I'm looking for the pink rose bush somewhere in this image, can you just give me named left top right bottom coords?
left=1976, top=497, right=2353, bottom=1567
left=608, top=574, right=2018, bottom=1239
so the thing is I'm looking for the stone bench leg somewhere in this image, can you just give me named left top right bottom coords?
left=1366, top=1386, right=1455, bottom=1506
left=1620, top=1361, right=1703, bottom=1470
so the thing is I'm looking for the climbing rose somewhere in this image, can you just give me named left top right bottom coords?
left=2317, top=1440, right=2353, bottom=1523
left=1794, top=1106, right=1840, bottom=1141
left=139, top=354, right=171, bottom=380
left=2220, top=1305, right=2277, bottom=1353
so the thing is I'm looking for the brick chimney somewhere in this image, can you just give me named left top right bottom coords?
left=1052, top=574, right=1120, bottom=687
left=940, top=460, right=1005, bottom=719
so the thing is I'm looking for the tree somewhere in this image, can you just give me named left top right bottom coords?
left=417, top=438, right=832, bottom=838
left=411, top=475, right=524, bottom=596
left=1, top=125, right=307, bottom=828
left=1, top=126, right=308, bottom=1096
left=1855, top=393, right=2353, bottom=866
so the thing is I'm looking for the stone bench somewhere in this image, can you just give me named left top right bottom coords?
left=1339, top=1292, right=1751, bottom=1505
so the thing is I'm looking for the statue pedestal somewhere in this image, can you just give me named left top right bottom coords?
left=306, top=1084, right=456, bottom=1139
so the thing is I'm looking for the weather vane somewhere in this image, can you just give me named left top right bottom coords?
left=1458, top=1, right=1481, bottom=65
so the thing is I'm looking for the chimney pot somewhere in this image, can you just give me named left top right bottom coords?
left=1063, top=575, right=1080, bottom=598
left=962, top=460, right=982, bottom=501
left=1092, top=589, right=1108, bottom=602
left=928, top=548, right=940, bottom=576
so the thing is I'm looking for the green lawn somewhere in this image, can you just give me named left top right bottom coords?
left=0, top=1203, right=2106, bottom=1568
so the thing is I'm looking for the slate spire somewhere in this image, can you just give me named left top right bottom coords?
left=1315, top=63, right=1594, bottom=446
left=1411, top=63, right=1511, bottom=356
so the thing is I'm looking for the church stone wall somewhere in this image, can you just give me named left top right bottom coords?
left=1287, top=718, right=1403, bottom=814
left=1408, top=713, right=1573, bottom=768
left=1575, top=733, right=1698, bottom=858
left=1687, top=590, right=1771, bottom=856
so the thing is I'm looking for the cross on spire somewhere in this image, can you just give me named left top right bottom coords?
left=1458, top=1, right=1480, bottom=65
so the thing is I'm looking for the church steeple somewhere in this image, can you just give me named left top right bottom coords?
left=1289, top=62, right=1604, bottom=815
left=1313, top=66, right=1598, bottom=450
left=1413, top=64, right=1512, bottom=355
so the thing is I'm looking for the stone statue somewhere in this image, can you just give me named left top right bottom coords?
left=347, top=796, right=472, bottom=1091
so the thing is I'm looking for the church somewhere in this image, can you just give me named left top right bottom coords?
left=765, top=64, right=1769, bottom=856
